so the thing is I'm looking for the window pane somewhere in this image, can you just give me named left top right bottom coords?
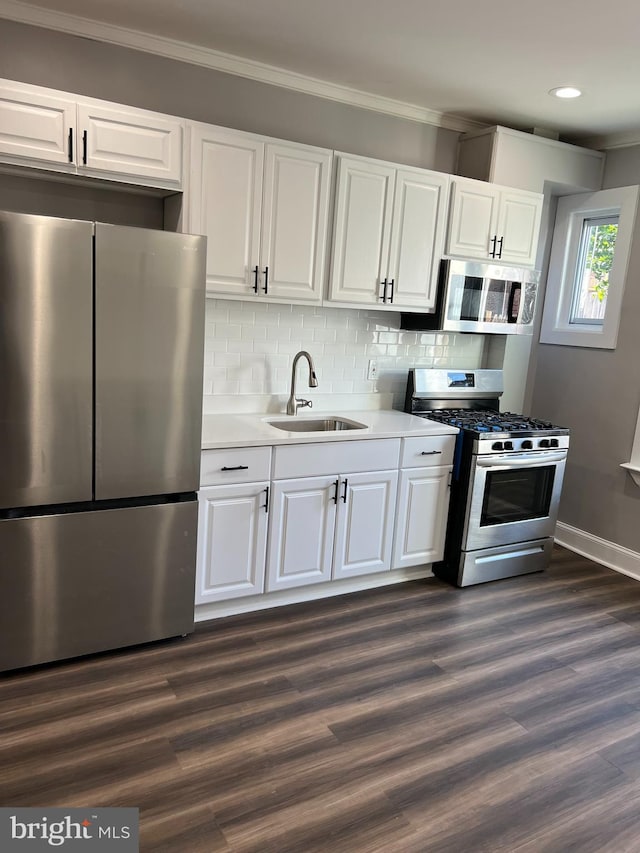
left=570, top=215, right=619, bottom=325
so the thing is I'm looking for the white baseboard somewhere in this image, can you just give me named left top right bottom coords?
left=195, top=565, right=433, bottom=623
left=555, top=522, right=640, bottom=582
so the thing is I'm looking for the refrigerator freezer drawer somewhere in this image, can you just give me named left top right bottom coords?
left=0, top=500, right=197, bottom=672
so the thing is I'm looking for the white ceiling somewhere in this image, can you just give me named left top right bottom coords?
left=3, top=0, right=640, bottom=146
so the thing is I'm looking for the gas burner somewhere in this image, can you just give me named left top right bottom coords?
left=425, top=409, right=560, bottom=434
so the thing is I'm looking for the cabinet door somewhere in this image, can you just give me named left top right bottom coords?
left=446, top=179, right=498, bottom=259
left=328, top=155, right=395, bottom=305
left=196, top=482, right=269, bottom=603
left=0, top=83, right=75, bottom=167
left=266, top=476, right=336, bottom=591
left=260, top=143, right=332, bottom=304
left=392, top=466, right=451, bottom=570
left=333, top=470, right=398, bottom=580
left=189, top=126, right=263, bottom=296
left=77, top=103, right=182, bottom=185
left=388, top=169, right=450, bottom=310
left=495, top=190, right=543, bottom=266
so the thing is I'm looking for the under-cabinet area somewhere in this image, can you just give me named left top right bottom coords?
left=195, top=422, right=456, bottom=619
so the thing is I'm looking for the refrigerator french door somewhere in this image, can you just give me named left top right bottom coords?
left=0, top=211, right=206, bottom=672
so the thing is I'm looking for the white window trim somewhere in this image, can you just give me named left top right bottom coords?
left=540, top=185, right=639, bottom=349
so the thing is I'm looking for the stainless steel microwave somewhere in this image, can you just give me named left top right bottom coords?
left=401, top=259, right=539, bottom=335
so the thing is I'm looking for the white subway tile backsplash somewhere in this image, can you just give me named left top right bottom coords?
left=203, top=299, right=485, bottom=409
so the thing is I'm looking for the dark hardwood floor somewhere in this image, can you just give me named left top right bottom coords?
left=3, top=545, right=640, bottom=851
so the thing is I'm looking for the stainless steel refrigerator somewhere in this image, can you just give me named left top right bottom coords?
left=0, top=211, right=206, bottom=672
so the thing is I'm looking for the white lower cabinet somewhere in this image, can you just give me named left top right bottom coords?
left=266, top=469, right=399, bottom=591
left=333, top=470, right=398, bottom=579
left=392, top=467, right=451, bottom=569
left=266, top=475, right=337, bottom=592
left=196, top=482, right=269, bottom=603
left=195, top=434, right=455, bottom=607
left=392, top=434, right=456, bottom=570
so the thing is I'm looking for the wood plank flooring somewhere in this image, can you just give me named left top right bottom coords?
left=3, top=545, right=640, bottom=851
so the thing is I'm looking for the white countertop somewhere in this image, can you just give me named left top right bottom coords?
left=201, top=409, right=458, bottom=449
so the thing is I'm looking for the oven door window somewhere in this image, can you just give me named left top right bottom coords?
left=480, top=465, right=556, bottom=526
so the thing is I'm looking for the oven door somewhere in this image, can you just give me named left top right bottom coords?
left=463, top=450, right=567, bottom=551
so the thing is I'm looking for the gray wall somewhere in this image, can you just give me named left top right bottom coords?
left=0, top=19, right=458, bottom=173
left=529, top=146, right=640, bottom=550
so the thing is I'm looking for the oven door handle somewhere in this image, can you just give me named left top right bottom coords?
left=476, top=451, right=567, bottom=469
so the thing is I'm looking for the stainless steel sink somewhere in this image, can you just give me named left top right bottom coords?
left=268, top=417, right=367, bottom=432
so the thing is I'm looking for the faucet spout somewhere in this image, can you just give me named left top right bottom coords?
left=286, top=351, right=318, bottom=415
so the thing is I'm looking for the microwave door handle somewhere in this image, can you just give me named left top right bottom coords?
left=476, top=451, right=567, bottom=470
left=508, top=282, right=522, bottom=323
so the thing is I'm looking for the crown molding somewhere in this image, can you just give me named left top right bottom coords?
left=575, top=129, right=640, bottom=151
left=0, top=0, right=485, bottom=134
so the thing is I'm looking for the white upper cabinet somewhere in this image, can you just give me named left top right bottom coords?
left=446, top=177, right=543, bottom=267
left=329, top=156, right=395, bottom=306
left=189, top=124, right=332, bottom=303
left=328, top=153, right=450, bottom=312
left=0, top=79, right=183, bottom=189
left=76, top=102, right=182, bottom=185
left=190, top=126, right=263, bottom=297
left=388, top=168, right=451, bottom=309
left=0, top=83, right=75, bottom=167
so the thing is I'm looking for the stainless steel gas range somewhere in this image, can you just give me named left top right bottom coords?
left=405, top=368, right=570, bottom=587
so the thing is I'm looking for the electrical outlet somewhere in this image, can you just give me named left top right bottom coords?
left=367, top=359, right=378, bottom=381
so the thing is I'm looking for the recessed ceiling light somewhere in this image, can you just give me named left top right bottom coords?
left=549, top=86, right=582, bottom=99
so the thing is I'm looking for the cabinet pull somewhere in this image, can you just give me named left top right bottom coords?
left=421, top=450, right=442, bottom=455
left=388, top=278, right=395, bottom=304
left=67, top=128, right=73, bottom=163
left=489, top=235, right=497, bottom=258
left=253, top=265, right=259, bottom=293
left=82, top=130, right=88, bottom=165
left=342, top=478, right=348, bottom=503
left=220, top=465, right=249, bottom=471
left=496, top=236, right=504, bottom=259
left=332, top=478, right=340, bottom=504
left=262, top=486, right=270, bottom=513
left=263, top=265, right=269, bottom=295
left=379, top=278, right=388, bottom=302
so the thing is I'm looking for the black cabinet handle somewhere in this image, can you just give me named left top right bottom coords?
left=421, top=450, right=442, bottom=455
left=262, top=486, right=269, bottom=513
left=332, top=478, right=339, bottom=504
left=342, top=478, right=348, bottom=503
left=68, top=128, right=73, bottom=163
left=379, top=278, right=388, bottom=302
left=263, top=265, right=269, bottom=294
left=489, top=235, right=497, bottom=258
left=82, top=130, right=88, bottom=165
left=496, top=236, right=504, bottom=259
left=220, top=465, right=249, bottom=471
left=253, top=265, right=259, bottom=293
left=388, top=278, right=395, bottom=304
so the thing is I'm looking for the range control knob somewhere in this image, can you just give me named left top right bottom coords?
left=491, top=441, right=504, bottom=451
left=550, top=438, right=559, bottom=448
left=503, top=441, right=513, bottom=450
left=539, top=439, right=550, bottom=448
left=522, top=440, right=533, bottom=450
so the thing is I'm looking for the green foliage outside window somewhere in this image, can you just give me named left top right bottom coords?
left=587, top=223, right=618, bottom=302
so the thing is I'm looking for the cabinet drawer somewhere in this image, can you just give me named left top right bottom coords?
left=201, top=446, right=272, bottom=486
left=272, top=439, right=400, bottom=479
left=401, top=435, right=456, bottom=468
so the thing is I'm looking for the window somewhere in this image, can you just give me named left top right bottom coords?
left=569, top=215, right=618, bottom=325
left=540, top=186, right=639, bottom=349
